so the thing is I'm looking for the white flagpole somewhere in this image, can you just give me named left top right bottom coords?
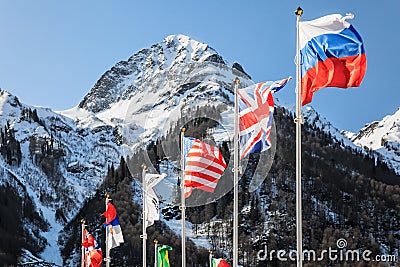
left=154, top=239, right=158, bottom=267
left=180, top=127, right=186, bottom=267
left=209, top=250, right=213, bottom=267
left=81, top=219, right=86, bottom=267
left=233, top=77, right=240, bottom=267
left=295, top=6, right=304, bottom=267
left=142, top=164, right=148, bottom=267
left=105, top=194, right=111, bottom=267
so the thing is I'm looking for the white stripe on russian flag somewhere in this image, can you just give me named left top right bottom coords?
left=299, top=14, right=352, bottom=50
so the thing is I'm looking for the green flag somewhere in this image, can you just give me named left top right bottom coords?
left=157, top=245, right=173, bottom=267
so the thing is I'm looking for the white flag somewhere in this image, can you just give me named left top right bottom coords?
left=144, top=173, right=166, bottom=228
left=146, top=173, right=166, bottom=188
left=145, top=188, right=160, bottom=228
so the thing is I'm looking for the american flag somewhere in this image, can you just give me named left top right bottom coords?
left=183, top=137, right=227, bottom=198
left=238, top=77, right=291, bottom=159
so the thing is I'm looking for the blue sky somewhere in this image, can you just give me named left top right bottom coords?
left=0, top=0, right=399, bottom=132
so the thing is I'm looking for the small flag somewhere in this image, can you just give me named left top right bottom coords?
left=157, top=245, right=173, bottom=267
left=103, top=201, right=124, bottom=249
left=183, top=137, right=227, bottom=198
left=299, top=13, right=366, bottom=105
left=238, top=78, right=291, bottom=159
left=81, top=229, right=103, bottom=267
left=211, top=258, right=231, bottom=267
left=145, top=173, right=166, bottom=228
left=146, top=173, right=167, bottom=188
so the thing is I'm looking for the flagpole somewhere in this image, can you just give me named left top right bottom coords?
left=180, top=127, right=186, bottom=267
left=81, top=219, right=86, bottom=267
left=142, top=164, right=148, bottom=267
left=154, top=239, right=158, bottom=267
left=105, top=194, right=111, bottom=267
left=233, top=77, right=240, bottom=267
left=209, top=250, right=213, bottom=267
left=295, top=6, right=304, bottom=267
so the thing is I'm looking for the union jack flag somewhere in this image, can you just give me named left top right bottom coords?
left=183, top=137, right=227, bottom=198
left=238, top=77, right=291, bottom=159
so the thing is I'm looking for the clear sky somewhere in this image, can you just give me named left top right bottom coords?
left=0, top=0, right=398, bottom=132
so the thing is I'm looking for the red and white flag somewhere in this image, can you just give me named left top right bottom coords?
left=81, top=229, right=103, bottom=267
left=183, top=137, right=227, bottom=198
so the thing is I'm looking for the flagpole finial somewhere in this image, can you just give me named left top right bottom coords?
left=234, top=77, right=240, bottom=85
left=154, top=239, right=158, bottom=245
left=181, top=127, right=186, bottom=133
left=209, top=250, right=213, bottom=255
left=141, top=163, right=147, bottom=170
left=81, top=219, right=86, bottom=225
left=295, top=6, right=303, bottom=16
left=105, top=193, right=110, bottom=199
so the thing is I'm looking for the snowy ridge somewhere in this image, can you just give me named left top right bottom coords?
left=0, top=35, right=252, bottom=263
left=2, top=33, right=399, bottom=265
left=0, top=89, right=122, bottom=264
left=278, top=100, right=360, bottom=150
left=0, top=90, right=121, bottom=214
left=350, top=107, right=400, bottom=174
left=78, top=34, right=226, bottom=114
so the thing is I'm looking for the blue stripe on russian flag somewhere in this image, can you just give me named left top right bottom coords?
left=108, top=214, right=121, bottom=227
left=301, top=25, right=365, bottom=75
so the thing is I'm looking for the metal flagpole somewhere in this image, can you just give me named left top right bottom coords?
left=295, top=6, right=304, bottom=267
left=233, top=77, right=240, bottom=267
left=180, top=127, right=186, bottom=267
left=142, top=164, right=148, bottom=267
left=154, top=239, right=158, bottom=267
left=105, top=194, right=111, bottom=267
left=81, top=219, right=86, bottom=267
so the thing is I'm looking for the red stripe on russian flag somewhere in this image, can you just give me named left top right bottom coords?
left=301, top=53, right=366, bottom=105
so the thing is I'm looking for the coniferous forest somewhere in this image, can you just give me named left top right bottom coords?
left=60, top=105, right=400, bottom=267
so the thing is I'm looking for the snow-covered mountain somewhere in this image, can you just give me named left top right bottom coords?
left=0, top=89, right=122, bottom=264
left=346, top=108, right=400, bottom=174
left=79, top=34, right=235, bottom=114
left=1, top=33, right=399, bottom=265
left=66, top=34, right=253, bottom=153
left=0, top=34, right=253, bottom=265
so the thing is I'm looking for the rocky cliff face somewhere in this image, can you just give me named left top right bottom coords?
left=0, top=34, right=253, bottom=264
left=78, top=34, right=228, bottom=114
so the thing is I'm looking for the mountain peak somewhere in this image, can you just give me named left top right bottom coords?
left=0, top=89, right=23, bottom=123
left=351, top=107, right=400, bottom=174
left=78, top=34, right=227, bottom=114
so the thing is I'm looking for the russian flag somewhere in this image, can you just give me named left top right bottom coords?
left=299, top=14, right=366, bottom=105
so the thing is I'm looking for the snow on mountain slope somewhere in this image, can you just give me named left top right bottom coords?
left=4, top=33, right=391, bottom=264
left=0, top=89, right=122, bottom=264
left=0, top=91, right=121, bottom=214
left=0, top=35, right=253, bottom=263
left=66, top=34, right=253, bottom=156
left=78, top=34, right=228, bottom=114
left=349, top=107, right=400, bottom=174
left=277, top=101, right=360, bottom=150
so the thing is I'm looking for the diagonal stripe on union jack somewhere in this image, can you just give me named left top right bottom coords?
left=238, top=77, right=292, bottom=159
